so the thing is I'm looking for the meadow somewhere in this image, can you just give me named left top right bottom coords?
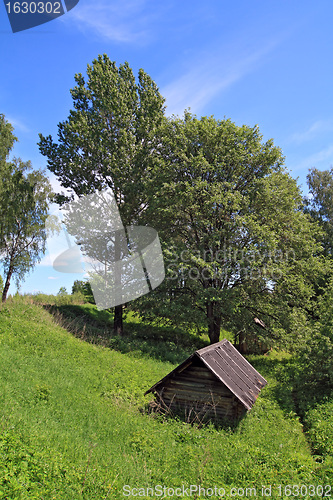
left=0, top=294, right=332, bottom=499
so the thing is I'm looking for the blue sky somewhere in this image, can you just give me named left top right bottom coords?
left=1, top=0, right=333, bottom=296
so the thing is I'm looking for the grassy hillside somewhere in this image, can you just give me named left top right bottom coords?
left=0, top=296, right=332, bottom=499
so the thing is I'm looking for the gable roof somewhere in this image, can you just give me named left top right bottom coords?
left=145, top=339, right=267, bottom=410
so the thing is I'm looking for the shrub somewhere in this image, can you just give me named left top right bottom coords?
left=30, top=291, right=85, bottom=306
left=304, top=399, right=333, bottom=457
left=72, top=279, right=95, bottom=304
left=297, top=279, right=333, bottom=398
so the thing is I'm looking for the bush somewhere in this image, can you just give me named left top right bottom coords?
left=72, top=280, right=95, bottom=304
left=297, top=279, right=333, bottom=397
left=304, top=399, right=333, bottom=457
left=30, top=291, right=85, bottom=306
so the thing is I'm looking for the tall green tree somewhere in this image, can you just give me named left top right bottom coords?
left=297, top=275, right=333, bottom=398
left=298, top=167, right=333, bottom=323
left=0, top=116, right=54, bottom=302
left=0, top=113, right=17, bottom=166
left=305, top=167, right=333, bottom=256
left=38, top=55, right=165, bottom=334
left=0, top=114, right=17, bottom=231
left=293, top=168, right=333, bottom=398
left=138, top=113, right=321, bottom=349
left=0, top=161, right=53, bottom=302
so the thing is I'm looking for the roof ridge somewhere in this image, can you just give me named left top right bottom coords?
left=196, top=338, right=229, bottom=355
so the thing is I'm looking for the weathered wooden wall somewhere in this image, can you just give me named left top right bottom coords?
left=156, top=361, right=246, bottom=421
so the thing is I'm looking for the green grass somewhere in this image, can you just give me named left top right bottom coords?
left=0, top=296, right=332, bottom=499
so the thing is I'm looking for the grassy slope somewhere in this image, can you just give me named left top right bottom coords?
left=0, top=297, right=331, bottom=499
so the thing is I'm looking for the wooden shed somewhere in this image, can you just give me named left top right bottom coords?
left=145, top=339, right=267, bottom=422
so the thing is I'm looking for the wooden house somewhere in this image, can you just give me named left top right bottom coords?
left=145, top=339, right=267, bottom=422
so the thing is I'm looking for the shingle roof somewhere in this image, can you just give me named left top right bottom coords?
left=145, top=339, right=267, bottom=410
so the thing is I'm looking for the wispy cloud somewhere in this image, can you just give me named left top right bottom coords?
left=64, top=0, right=155, bottom=44
left=6, top=115, right=30, bottom=133
left=39, top=254, right=53, bottom=267
left=161, top=37, right=283, bottom=117
left=289, top=119, right=333, bottom=144
left=48, top=276, right=58, bottom=280
left=291, top=144, right=333, bottom=172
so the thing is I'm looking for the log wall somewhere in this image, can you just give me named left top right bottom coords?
left=156, top=363, right=246, bottom=421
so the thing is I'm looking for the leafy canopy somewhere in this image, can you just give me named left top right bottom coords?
left=38, top=55, right=166, bottom=225
left=0, top=115, right=54, bottom=301
left=137, top=112, right=321, bottom=347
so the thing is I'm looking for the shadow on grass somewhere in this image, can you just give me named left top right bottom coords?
left=43, top=303, right=208, bottom=366
left=248, top=353, right=333, bottom=418
left=246, top=354, right=297, bottom=414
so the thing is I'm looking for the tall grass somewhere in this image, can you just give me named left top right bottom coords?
left=0, top=295, right=331, bottom=499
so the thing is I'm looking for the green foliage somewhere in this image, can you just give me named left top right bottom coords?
left=57, top=286, right=68, bottom=296
left=255, top=348, right=333, bottom=470
left=0, top=115, right=54, bottom=302
left=137, top=112, right=321, bottom=347
left=38, top=55, right=165, bottom=223
left=30, top=291, right=85, bottom=306
left=0, top=114, right=16, bottom=245
left=0, top=113, right=17, bottom=167
left=296, top=277, right=333, bottom=405
left=72, top=279, right=95, bottom=304
left=304, top=399, right=333, bottom=457
left=305, top=167, right=333, bottom=256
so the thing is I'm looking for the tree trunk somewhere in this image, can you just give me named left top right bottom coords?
left=114, top=304, right=124, bottom=335
left=237, top=330, right=248, bottom=354
left=207, top=303, right=221, bottom=344
left=112, top=229, right=126, bottom=336
left=2, top=266, right=13, bottom=303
